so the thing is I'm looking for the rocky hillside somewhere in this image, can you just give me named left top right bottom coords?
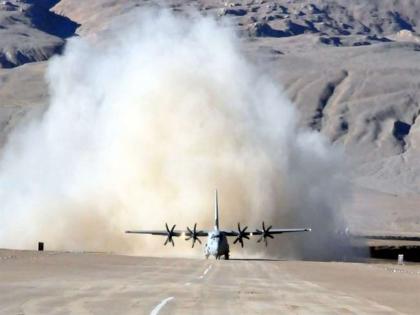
left=0, top=0, right=78, bottom=68
left=1, top=0, right=420, bottom=234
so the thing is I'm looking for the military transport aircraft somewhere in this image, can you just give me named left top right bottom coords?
left=126, top=191, right=311, bottom=259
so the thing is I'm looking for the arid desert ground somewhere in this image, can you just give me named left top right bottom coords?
left=1, top=249, right=419, bottom=314
left=1, top=0, right=420, bottom=237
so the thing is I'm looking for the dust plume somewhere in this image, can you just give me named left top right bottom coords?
left=0, top=9, right=358, bottom=260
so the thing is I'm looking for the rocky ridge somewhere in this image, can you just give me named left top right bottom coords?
left=1, top=0, right=420, bottom=234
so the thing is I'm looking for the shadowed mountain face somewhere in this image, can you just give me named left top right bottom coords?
left=25, top=0, right=79, bottom=39
left=0, top=0, right=79, bottom=68
left=0, top=0, right=420, bottom=236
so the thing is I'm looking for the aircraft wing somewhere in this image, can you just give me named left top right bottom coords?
left=222, top=228, right=311, bottom=237
left=126, top=230, right=183, bottom=236
left=125, top=229, right=210, bottom=237
left=252, top=228, right=311, bottom=235
left=125, top=225, right=210, bottom=247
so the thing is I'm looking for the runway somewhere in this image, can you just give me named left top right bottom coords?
left=1, top=250, right=419, bottom=314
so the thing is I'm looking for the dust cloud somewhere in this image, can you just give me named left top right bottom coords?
left=0, top=9, right=359, bottom=260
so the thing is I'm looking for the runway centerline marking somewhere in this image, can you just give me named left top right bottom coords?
left=203, top=265, right=212, bottom=275
left=198, top=265, right=212, bottom=279
left=150, top=296, right=174, bottom=315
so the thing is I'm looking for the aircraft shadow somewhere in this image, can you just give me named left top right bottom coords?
left=229, top=258, right=287, bottom=261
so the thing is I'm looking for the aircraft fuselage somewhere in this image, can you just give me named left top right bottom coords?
left=204, top=230, right=229, bottom=259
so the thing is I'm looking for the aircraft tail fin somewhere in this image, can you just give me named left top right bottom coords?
left=214, top=190, right=219, bottom=231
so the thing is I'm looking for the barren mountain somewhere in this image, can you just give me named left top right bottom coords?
left=1, top=0, right=420, bottom=236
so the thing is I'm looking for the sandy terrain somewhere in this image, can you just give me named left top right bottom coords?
left=0, top=0, right=417, bottom=237
left=1, top=249, right=419, bottom=314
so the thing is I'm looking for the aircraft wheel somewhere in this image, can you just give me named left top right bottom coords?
left=224, top=253, right=229, bottom=260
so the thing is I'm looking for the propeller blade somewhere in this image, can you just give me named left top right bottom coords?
left=186, top=223, right=202, bottom=248
left=164, top=223, right=177, bottom=247
left=234, top=222, right=250, bottom=247
left=256, top=221, right=275, bottom=246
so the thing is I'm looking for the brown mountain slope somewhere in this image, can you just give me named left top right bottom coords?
left=0, top=0, right=419, bottom=235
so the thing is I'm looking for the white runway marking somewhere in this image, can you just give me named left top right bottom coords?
left=198, top=265, right=212, bottom=279
left=185, top=282, right=191, bottom=286
left=203, top=265, right=212, bottom=275
left=150, top=296, right=174, bottom=315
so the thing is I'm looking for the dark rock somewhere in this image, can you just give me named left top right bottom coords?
left=248, top=22, right=288, bottom=37
left=219, top=8, right=247, bottom=17
left=319, top=36, right=342, bottom=46
left=286, top=20, right=307, bottom=35
left=352, top=41, right=371, bottom=46
left=367, top=35, right=392, bottom=42
left=391, top=12, right=413, bottom=31
left=393, top=121, right=411, bottom=140
left=340, top=120, right=349, bottom=132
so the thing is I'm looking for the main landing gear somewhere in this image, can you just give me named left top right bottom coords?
left=215, top=253, right=229, bottom=260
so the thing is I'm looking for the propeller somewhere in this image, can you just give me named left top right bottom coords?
left=256, top=221, right=274, bottom=246
left=186, top=223, right=202, bottom=248
left=164, top=223, right=176, bottom=246
left=233, top=223, right=249, bottom=247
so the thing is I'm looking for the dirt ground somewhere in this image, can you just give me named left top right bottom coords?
left=1, top=249, right=419, bottom=314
